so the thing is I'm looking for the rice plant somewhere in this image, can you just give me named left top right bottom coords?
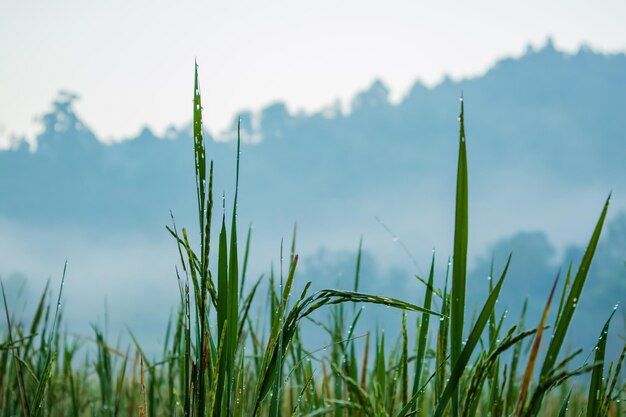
left=0, top=62, right=624, bottom=417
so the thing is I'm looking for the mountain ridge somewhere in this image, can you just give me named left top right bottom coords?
left=1, top=41, right=624, bottom=355
left=6, top=39, right=626, bottom=153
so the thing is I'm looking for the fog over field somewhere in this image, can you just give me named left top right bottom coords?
left=1, top=42, right=625, bottom=357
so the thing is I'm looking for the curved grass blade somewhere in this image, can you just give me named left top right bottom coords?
left=533, top=194, right=611, bottom=415
left=252, top=280, right=442, bottom=415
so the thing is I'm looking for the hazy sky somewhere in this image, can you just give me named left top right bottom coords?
left=1, top=0, right=626, bottom=146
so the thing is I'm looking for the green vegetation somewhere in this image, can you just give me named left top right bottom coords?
left=1, top=64, right=624, bottom=417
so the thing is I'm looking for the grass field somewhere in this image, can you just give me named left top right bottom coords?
left=1, top=63, right=624, bottom=417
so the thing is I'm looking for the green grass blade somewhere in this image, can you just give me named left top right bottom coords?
left=451, top=94, right=469, bottom=417
left=433, top=254, right=510, bottom=417
left=31, top=351, right=57, bottom=417
left=401, top=311, right=409, bottom=406
left=354, top=236, right=363, bottom=293
left=506, top=298, right=528, bottom=414
left=587, top=309, right=616, bottom=417
left=24, top=280, right=50, bottom=356
left=411, top=253, right=435, bottom=412
left=240, top=223, right=253, bottom=299
left=557, top=390, right=572, bottom=417
left=1, top=277, right=30, bottom=417
left=193, top=59, right=206, bottom=235
left=534, top=194, right=610, bottom=414
left=225, top=119, right=242, bottom=414
left=554, top=263, right=572, bottom=329
left=436, top=258, right=452, bottom=399
left=215, top=215, right=229, bottom=417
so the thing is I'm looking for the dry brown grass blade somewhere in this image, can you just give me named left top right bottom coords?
left=139, top=356, right=147, bottom=417
left=361, top=331, right=370, bottom=389
left=514, top=272, right=560, bottom=415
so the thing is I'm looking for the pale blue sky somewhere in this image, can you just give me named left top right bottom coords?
left=1, top=0, right=625, bottom=147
